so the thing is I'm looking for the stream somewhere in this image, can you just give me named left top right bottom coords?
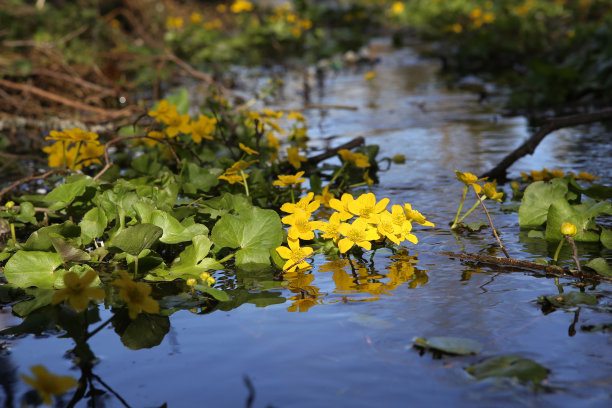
left=1, top=39, right=611, bottom=407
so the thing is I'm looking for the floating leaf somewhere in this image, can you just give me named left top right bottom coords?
left=4, top=251, right=63, bottom=288
left=585, top=258, right=612, bottom=277
left=196, top=286, right=230, bottom=302
left=111, top=223, right=163, bottom=257
left=518, top=179, right=568, bottom=228
left=413, top=336, right=483, bottom=355
left=465, top=355, right=549, bottom=384
left=537, top=291, right=598, bottom=310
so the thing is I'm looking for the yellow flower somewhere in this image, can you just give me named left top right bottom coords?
left=148, top=100, right=177, bottom=123
left=190, top=12, right=203, bottom=23
left=282, top=209, right=324, bottom=241
left=22, top=365, right=77, bottom=405
left=337, top=218, right=380, bottom=253
left=276, top=238, right=313, bottom=272
left=266, top=133, right=280, bottom=161
left=338, top=149, right=370, bottom=168
left=469, top=7, right=483, bottom=19
left=560, top=222, right=577, bottom=237
left=78, top=142, right=105, bottom=168
left=111, top=271, right=160, bottom=320
left=262, top=108, right=283, bottom=119
left=43, top=141, right=66, bottom=168
left=287, top=146, right=307, bottom=169
left=227, top=159, right=257, bottom=173
left=483, top=181, right=503, bottom=202
left=398, top=221, right=418, bottom=244
left=450, top=23, right=463, bottom=33
left=482, top=12, right=495, bottom=23
left=287, top=111, right=306, bottom=123
left=199, top=272, right=215, bottom=286
left=314, top=185, right=334, bottom=208
left=576, top=171, right=600, bottom=182
left=52, top=270, right=105, bottom=312
left=280, top=192, right=320, bottom=215
left=190, top=114, right=216, bottom=143
left=391, top=2, right=404, bottom=15
left=165, top=16, right=184, bottom=29
left=5, top=201, right=15, bottom=209
left=550, top=169, right=565, bottom=178
left=404, top=203, right=434, bottom=227
left=455, top=170, right=486, bottom=194
left=348, top=192, right=389, bottom=224
left=273, top=171, right=306, bottom=187
left=318, top=212, right=342, bottom=243
left=376, top=211, right=401, bottom=245
left=329, top=193, right=355, bottom=221
left=46, top=128, right=98, bottom=144
left=186, top=277, right=197, bottom=287
left=231, top=0, right=253, bottom=13
left=218, top=172, right=248, bottom=185
left=163, top=111, right=191, bottom=138
left=364, top=71, right=375, bottom=80
left=239, top=142, right=259, bottom=155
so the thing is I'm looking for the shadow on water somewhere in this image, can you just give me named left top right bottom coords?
left=2, top=40, right=611, bottom=407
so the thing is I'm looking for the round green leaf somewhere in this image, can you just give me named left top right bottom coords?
left=4, top=250, right=63, bottom=288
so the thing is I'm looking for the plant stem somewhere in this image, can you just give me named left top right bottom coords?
left=10, top=222, right=16, bottom=243
left=457, top=200, right=480, bottom=224
left=565, top=236, right=582, bottom=275
left=451, top=185, right=468, bottom=229
left=475, top=189, right=510, bottom=258
left=86, top=315, right=114, bottom=340
left=240, top=170, right=249, bottom=197
left=290, top=187, right=295, bottom=203
left=553, top=239, right=564, bottom=264
left=218, top=253, right=235, bottom=264
left=330, top=162, right=347, bottom=184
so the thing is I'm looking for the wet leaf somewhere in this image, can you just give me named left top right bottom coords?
left=518, top=179, right=568, bottom=228
left=4, top=250, right=63, bottom=288
left=111, top=223, right=163, bottom=256
left=413, top=336, right=483, bottom=355
left=465, top=355, right=549, bottom=384
left=585, top=258, right=612, bottom=277
left=537, top=291, right=598, bottom=310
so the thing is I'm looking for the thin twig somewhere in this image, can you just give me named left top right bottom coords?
left=565, top=236, right=583, bottom=277
left=0, top=168, right=61, bottom=201
left=474, top=190, right=510, bottom=258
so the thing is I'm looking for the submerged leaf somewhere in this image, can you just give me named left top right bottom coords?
left=413, top=336, right=483, bottom=355
left=465, top=355, right=549, bottom=384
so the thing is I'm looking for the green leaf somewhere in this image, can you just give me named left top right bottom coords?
left=585, top=258, right=612, bottom=277
left=199, top=193, right=252, bottom=219
left=519, top=179, right=568, bottom=228
left=465, top=355, right=549, bottom=384
left=165, top=88, right=189, bottom=115
left=4, top=251, right=63, bottom=288
left=158, top=235, right=222, bottom=279
left=537, top=291, right=598, bottom=309
left=23, top=222, right=81, bottom=251
left=113, top=313, right=170, bottom=350
left=44, top=176, right=96, bottom=211
left=15, top=201, right=37, bottom=224
left=600, top=228, right=612, bottom=249
left=413, top=336, right=483, bottom=355
left=50, top=235, right=90, bottom=263
left=211, top=206, right=282, bottom=269
left=180, top=161, right=221, bottom=194
left=149, top=210, right=208, bottom=244
left=545, top=198, right=607, bottom=242
left=79, top=207, right=108, bottom=244
left=197, top=287, right=230, bottom=301
left=527, top=230, right=544, bottom=238
left=12, top=289, right=54, bottom=316
left=111, top=223, right=163, bottom=256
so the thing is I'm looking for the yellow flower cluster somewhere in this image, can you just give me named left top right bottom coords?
left=43, top=128, right=105, bottom=170
left=520, top=168, right=599, bottom=183
left=469, top=6, right=495, bottom=28
left=218, top=159, right=256, bottom=186
left=231, top=0, right=254, bottom=13
left=338, top=149, right=370, bottom=168
left=268, top=3, right=312, bottom=37
left=148, top=100, right=217, bottom=143
left=276, top=192, right=433, bottom=270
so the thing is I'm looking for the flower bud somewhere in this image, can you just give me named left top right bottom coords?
left=199, top=272, right=211, bottom=281
left=186, top=278, right=197, bottom=287
left=560, top=222, right=577, bottom=237
left=391, top=154, right=406, bottom=164
left=5, top=201, right=15, bottom=209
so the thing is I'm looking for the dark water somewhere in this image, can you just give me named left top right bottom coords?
left=1, top=40, right=611, bottom=407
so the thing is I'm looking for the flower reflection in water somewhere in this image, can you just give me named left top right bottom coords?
left=285, top=252, right=428, bottom=312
